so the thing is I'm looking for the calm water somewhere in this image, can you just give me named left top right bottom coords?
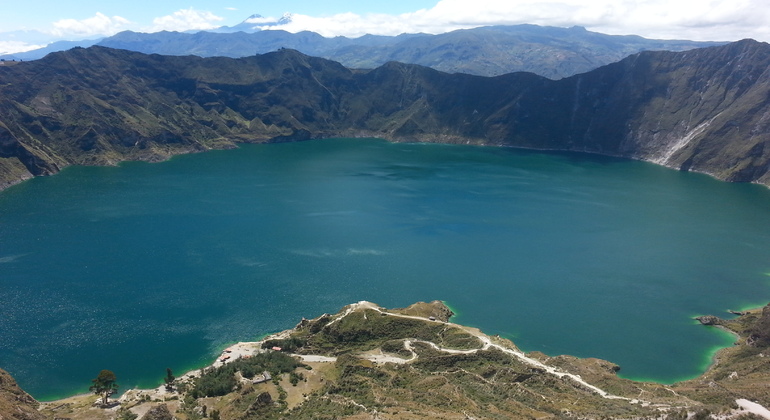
left=2, top=138, right=770, bottom=400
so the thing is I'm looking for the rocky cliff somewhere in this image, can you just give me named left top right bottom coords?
left=0, top=369, right=44, bottom=420
left=0, top=40, right=768, bottom=190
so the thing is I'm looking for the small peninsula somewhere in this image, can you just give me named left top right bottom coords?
left=2, top=300, right=768, bottom=419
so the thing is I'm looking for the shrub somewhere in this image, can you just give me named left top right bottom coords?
left=191, top=351, right=306, bottom=397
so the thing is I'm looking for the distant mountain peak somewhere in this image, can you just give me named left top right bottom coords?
left=236, top=13, right=292, bottom=29
left=243, top=14, right=276, bottom=25
left=278, top=13, right=293, bottom=25
left=210, top=13, right=291, bottom=34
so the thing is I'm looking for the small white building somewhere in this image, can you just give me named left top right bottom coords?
left=252, top=371, right=272, bottom=384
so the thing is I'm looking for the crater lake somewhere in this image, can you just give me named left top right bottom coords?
left=2, top=138, right=769, bottom=400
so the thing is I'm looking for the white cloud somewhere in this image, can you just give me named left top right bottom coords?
left=2, top=0, right=766, bottom=51
left=49, top=12, right=131, bottom=38
left=150, top=8, right=225, bottom=32
left=0, top=41, right=46, bottom=55
left=258, top=0, right=770, bottom=42
left=245, top=16, right=281, bottom=25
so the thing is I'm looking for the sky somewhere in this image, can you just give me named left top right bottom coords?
left=1, top=0, right=769, bottom=54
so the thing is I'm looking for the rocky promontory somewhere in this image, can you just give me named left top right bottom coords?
left=0, top=300, right=762, bottom=419
left=695, top=315, right=724, bottom=326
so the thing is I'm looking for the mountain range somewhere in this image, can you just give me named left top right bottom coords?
left=0, top=39, right=768, bottom=191
left=1, top=24, right=721, bottom=79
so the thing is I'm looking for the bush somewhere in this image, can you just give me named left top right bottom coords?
left=116, top=407, right=137, bottom=420
left=289, top=371, right=305, bottom=386
left=192, top=366, right=237, bottom=397
left=191, top=351, right=306, bottom=397
left=262, top=337, right=306, bottom=352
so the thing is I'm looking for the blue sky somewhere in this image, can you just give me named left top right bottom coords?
left=1, top=0, right=436, bottom=32
left=2, top=0, right=769, bottom=54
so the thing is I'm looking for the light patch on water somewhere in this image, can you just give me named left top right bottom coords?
left=347, top=248, right=386, bottom=256
left=305, top=210, right=358, bottom=217
left=290, top=248, right=339, bottom=258
left=0, top=253, right=28, bottom=263
left=232, top=258, right=269, bottom=267
left=290, top=248, right=387, bottom=258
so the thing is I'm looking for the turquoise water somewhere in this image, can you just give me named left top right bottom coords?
left=2, top=138, right=770, bottom=400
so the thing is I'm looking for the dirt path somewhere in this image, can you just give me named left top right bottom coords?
left=736, top=399, right=770, bottom=419
left=356, top=301, right=644, bottom=403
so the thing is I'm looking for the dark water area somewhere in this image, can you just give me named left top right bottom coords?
left=1, top=138, right=769, bottom=400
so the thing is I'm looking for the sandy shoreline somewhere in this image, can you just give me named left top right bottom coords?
left=40, top=328, right=296, bottom=408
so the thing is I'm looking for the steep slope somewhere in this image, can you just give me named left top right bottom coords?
left=0, top=41, right=768, bottom=190
left=0, top=368, right=44, bottom=420
left=545, top=40, right=770, bottom=183
left=0, top=47, right=357, bottom=189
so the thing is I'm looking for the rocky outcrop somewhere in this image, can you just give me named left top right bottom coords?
left=748, top=303, right=770, bottom=347
left=0, top=40, right=768, bottom=190
left=140, top=404, right=173, bottom=420
left=393, top=301, right=455, bottom=322
left=695, top=315, right=724, bottom=326
left=0, top=369, right=45, bottom=420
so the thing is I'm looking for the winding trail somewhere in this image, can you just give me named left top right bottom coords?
left=327, top=301, right=640, bottom=403
left=70, top=299, right=768, bottom=420
left=345, top=302, right=770, bottom=416
left=108, top=300, right=770, bottom=419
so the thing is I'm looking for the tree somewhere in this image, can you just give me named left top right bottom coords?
left=164, top=367, right=175, bottom=391
left=89, top=369, right=119, bottom=405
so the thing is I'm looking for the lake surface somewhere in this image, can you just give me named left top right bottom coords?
left=2, top=138, right=770, bottom=400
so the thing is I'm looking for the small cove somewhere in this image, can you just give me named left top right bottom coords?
left=1, top=138, right=769, bottom=400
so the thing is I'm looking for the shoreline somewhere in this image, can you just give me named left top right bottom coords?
left=39, top=302, right=769, bottom=406
left=31, top=300, right=770, bottom=420
left=38, top=329, right=294, bottom=406
left=4, top=137, right=770, bottom=196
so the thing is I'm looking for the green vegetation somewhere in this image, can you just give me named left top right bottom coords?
left=116, top=406, right=138, bottom=420
left=298, top=309, right=481, bottom=355
left=261, top=337, right=306, bottom=352
left=164, top=368, right=175, bottom=391
left=2, top=40, right=770, bottom=190
left=89, top=369, right=119, bottom=405
left=288, top=371, right=304, bottom=386
left=191, top=352, right=305, bottom=398
left=12, top=300, right=770, bottom=419
left=192, top=366, right=235, bottom=399
left=380, top=339, right=412, bottom=358
left=87, top=26, right=719, bottom=79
